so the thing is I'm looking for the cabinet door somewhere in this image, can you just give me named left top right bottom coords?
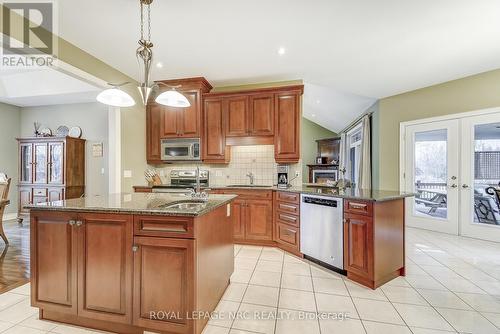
left=146, top=104, right=162, bottom=163
left=225, top=96, right=249, bottom=137
left=245, top=200, right=273, bottom=241
left=77, top=213, right=133, bottom=324
left=33, top=142, right=48, bottom=184
left=179, top=91, right=200, bottom=137
left=31, top=211, right=78, bottom=314
left=232, top=199, right=245, bottom=240
left=19, top=143, right=33, bottom=183
left=203, top=98, right=228, bottom=163
left=133, top=236, right=194, bottom=333
left=19, top=186, right=32, bottom=214
left=249, top=93, right=274, bottom=136
left=48, top=142, right=64, bottom=184
left=344, top=214, right=373, bottom=279
left=161, top=106, right=181, bottom=138
left=48, top=187, right=64, bottom=202
left=274, top=92, right=301, bottom=163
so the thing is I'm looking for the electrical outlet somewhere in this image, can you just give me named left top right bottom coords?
left=295, top=171, right=300, bottom=177
left=123, top=170, right=132, bottom=178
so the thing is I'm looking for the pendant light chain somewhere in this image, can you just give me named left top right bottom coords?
left=147, top=3, right=151, bottom=42
left=140, top=1, right=144, bottom=40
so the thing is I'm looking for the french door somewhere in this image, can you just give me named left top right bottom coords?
left=404, top=119, right=460, bottom=234
left=403, top=111, right=500, bottom=242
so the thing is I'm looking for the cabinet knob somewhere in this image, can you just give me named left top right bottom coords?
left=132, top=245, right=139, bottom=252
left=343, top=218, right=348, bottom=223
left=68, top=220, right=76, bottom=226
left=75, top=220, right=83, bottom=227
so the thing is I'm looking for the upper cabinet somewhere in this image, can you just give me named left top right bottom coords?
left=146, top=77, right=212, bottom=164
left=274, top=90, right=302, bottom=163
left=225, top=96, right=249, bottom=137
left=202, top=97, right=230, bottom=163
left=249, top=93, right=274, bottom=136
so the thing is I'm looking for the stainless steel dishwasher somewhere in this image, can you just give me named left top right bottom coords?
left=300, top=194, right=344, bottom=270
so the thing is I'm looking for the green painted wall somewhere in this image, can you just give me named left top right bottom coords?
left=374, top=68, right=500, bottom=190
left=301, top=118, right=337, bottom=182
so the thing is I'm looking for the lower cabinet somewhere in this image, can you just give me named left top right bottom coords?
left=343, top=213, right=373, bottom=280
left=132, top=236, right=194, bottom=333
left=245, top=200, right=273, bottom=241
left=232, top=199, right=245, bottom=240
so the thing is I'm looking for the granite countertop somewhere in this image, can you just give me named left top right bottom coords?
left=135, top=184, right=414, bottom=202
left=25, top=193, right=237, bottom=217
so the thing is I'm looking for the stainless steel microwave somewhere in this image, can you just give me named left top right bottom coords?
left=160, top=138, right=201, bottom=161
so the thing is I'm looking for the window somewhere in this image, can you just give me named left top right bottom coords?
left=347, top=124, right=363, bottom=186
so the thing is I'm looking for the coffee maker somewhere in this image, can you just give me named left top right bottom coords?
left=277, top=165, right=289, bottom=188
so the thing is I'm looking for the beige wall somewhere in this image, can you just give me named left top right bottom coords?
left=20, top=103, right=109, bottom=196
left=0, top=103, right=21, bottom=215
left=374, top=68, right=500, bottom=190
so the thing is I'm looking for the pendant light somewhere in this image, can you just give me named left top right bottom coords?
left=96, top=83, right=135, bottom=107
left=97, top=0, right=190, bottom=108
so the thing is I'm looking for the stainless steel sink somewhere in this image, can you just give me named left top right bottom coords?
left=226, top=185, right=271, bottom=188
left=162, top=200, right=207, bottom=211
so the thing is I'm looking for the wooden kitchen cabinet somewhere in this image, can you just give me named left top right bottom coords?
left=203, top=97, right=230, bottom=163
left=160, top=90, right=200, bottom=138
left=245, top=199, right=273, bottom=241
left=249, top=93, right=274, bottom=136
left=273, top=191, right=301, bottom=256
left=274, top=90, right=302, bottom=163
left=132, top=236, right=194, bottom=333
left=225, top=95, right=249, bottom=137
left=232, top=199, right=246, bottom=240
left=78, top=213, right=133, bottom=324
left=343, top=199, right=405, bottom=289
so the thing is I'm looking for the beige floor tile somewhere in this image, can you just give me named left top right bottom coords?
left=417, top=289, right=472, bottom=310
left=385, top=276, right=412, bottom=288
left=436, top=308, right=500, bottom=333
left=229, top=329, right=257, bottom=334
left=222, top=283, right=247, bottom=302
left=202, top=324, right=230, bottom=334
left=319, top=317, right=365, bottom=334
left=481, top=312, right=500, bottom=328
left=8, top=284, right=31, bottom=296
left=315, top=293, right=359, bottom=319
left=283, top=254, right=305, bottom=264
left=208, top=300, right=240, bottom=328
left=1, top=325, right=46, bottom=334
left=250, top=271, right=281, bottom=288
left=352, top=298, right=404, bottom=325
left=405, top=275, right=447, bottom=291
left=51, top=323, right=97, bottom=334
left=392, top=303, right=454, bottom=331
left=281, top=274, right=313, bottom=291
left=0, top=293, right=27, bottom=312
left=362, top=320, right=412, bottom=334
left=231, top=303, right=276, bottom=334
left=381, top=285, right=428, bottom=305
left=282, top=262, right=310, bottom=276
left=455, top=291, right=500, bottom=312
left=260, top=249, right=284, bottom=262
left=242, top=285, right=279, bottom=307
left=275, top=309, right=320, bottom=334
left=236, top=249, right=261, bottom=259
left=0, top=321, right=13, bottom=332
left=19, top=314, right=57, bottom=331
left=230, top=270, right=253, bottom=284
left=279, top=288, right=317, bottom=312
left=0, top=299, right=37, bottom=324
left=439, top=278, right=486, bottom=294
left=409, top=328, right=455, bottom=334
left=310, top=265, right=343, bottom=280
left=344, top=281, right=388, bottom=301
left=255, top=260, right=283, bottom=273
left=234, top=257, right=258, bottom=271
left=312, top=277, right=349, bottom=296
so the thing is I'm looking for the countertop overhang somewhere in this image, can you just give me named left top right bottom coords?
left=25, top=193, right=237, bottom=217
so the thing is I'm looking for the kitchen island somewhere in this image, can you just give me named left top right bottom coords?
left=27, top=193, right=236, bottom=334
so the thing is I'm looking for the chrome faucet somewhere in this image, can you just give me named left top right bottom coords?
left=246, top=172, right=255, bottom=185
left=190, top=166, right=208, bottom=201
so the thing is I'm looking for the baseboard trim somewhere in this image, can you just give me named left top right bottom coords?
left=2, top=213, right=17, bottom=221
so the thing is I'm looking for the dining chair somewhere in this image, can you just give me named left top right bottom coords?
left=0, top=174, right=11, bottom=244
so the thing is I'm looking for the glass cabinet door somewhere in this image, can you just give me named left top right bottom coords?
left=48, top=142, right=64, bottom=184
left=33, top=143, right=48, bottom=184
left=19, top=143, right=33, bottom=183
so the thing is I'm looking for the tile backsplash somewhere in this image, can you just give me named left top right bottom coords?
left=154, top=145, right=302, bottom=187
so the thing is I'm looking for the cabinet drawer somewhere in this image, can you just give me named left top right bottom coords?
left=134, top=215, right=194, bottom=238
left=276, top=212, right=300, bottom=227
left=33, top=188, right=47, bottom=197
left=276, top=191, right=300, bottom=204
left=276, top=223, right=299, bottom=247
left=344, top=200, right=373, bottom=216
left=218, top=189, right=272, bottom=200
left=32, top=196, right=48, bottom=204
left=276, top=202, right=299, bottom=215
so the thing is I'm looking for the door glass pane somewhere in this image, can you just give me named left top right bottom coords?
left=50, top=144, right=63, bottom=183
left=20, top=145, right=32, bottom=182
left=473, top=122, right=500, bottom=225
left=35, top=144, right=47, bottom=183
left=414, top=129, right=448, bottom=219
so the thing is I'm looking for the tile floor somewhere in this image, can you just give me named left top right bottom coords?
left=1, top=227, right=500, bottom=333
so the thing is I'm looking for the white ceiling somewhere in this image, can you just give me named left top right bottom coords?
left=0, top=67, right=102, bottom=107
left=56, top=0, right=500, bottom=132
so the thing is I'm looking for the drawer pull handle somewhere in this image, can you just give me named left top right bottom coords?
left=349, top=203, right=367, bottom=209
